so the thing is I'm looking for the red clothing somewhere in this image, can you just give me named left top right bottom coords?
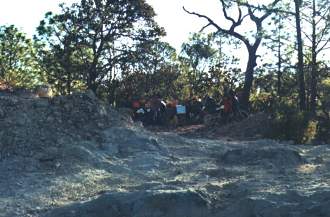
left=132, top=100, right=140, bottom=109
left=223, top=99, right=233, bottom=113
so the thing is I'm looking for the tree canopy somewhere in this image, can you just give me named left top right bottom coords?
left=0, top=0, right=329, bottom=142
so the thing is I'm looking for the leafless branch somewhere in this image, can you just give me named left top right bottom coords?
left=182, top=6, right=250, bottom=47
left=240, top=1, right=294, bottom=16
left=301, top=29, right=313, bottom=43
left=317, top=40, right=330, bottom=54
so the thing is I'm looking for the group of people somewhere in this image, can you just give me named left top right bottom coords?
left=131, top=95, right=167, bottom=125
left=128, top=90, right=244, bottom=126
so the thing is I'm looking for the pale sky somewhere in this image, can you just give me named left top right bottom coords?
left=0, top=0, right=78, bottom=34
left=0, top=0, right=224, bottom=51
left=0, top=0, right=258, bottom=69
left=0, top=0, right=297, bottom=68
left=147, top=0, right=223, bottom=50
left=1, top=1, right=326, bottom=73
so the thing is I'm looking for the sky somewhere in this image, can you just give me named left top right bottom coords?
left=0, top=0, right=291, bottom=69
left=0, top=0, right=78, bottom=34
left=146, top=0, right=223, bottom=50
left=1, top=1, right=328, bottom=75
left=0, top=0, right=224, bottom=51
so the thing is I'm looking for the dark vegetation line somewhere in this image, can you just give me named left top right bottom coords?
left=0, top=0, right=329, bottom=143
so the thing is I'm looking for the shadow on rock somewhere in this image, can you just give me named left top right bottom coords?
left=43, top=190, right=211, bottom=217
left=219, top=147, right=304, bottom=167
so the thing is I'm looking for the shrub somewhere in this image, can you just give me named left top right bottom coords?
left=250, top=91, right=273, bottom=113
left=315, top=116, right=330, bottom=144
left=266, top=102, right=315, bottom=143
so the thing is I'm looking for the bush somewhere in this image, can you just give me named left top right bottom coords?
left=250, top=92, right=273, bottom=113
left=315, top=116, right=330, bottom=144
left=266, top=102, right=316, bottom=144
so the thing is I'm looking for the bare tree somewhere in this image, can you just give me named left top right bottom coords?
left=184, top=0, right=280, bottom=108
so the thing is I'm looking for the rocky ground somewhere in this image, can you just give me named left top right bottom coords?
left=0, top=92, right=329, bottom=217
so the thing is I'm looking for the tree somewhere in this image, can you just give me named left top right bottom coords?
left=263, top=9, right=294, bottom=98
left=301, top=0, right=330, bottom=113
left=179, top=33, right=216, bottom=97
left=36, top=11, right=86, bottom=95
left=117, top=39, right=180, bottom=102
left=75, top=0, right=164, bottom=93
left=184, top=0, right=280, bottom=108
left=135, top=39, right=178, bottom=94
left=37, top=0, right=164, bottom=95
left=294, top=0, right=307, bottom=111
left=0, top=25, right=43, bottom=89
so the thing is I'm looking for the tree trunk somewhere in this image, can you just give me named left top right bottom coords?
left=277, top=47, right=282, bottom=98
left=66, top=72, right=72, bottom=95
left=277, top=20, right=282, bottom=98
left=310, top=0, right=317, bottom=114
left=294, top=0, right=306, bottom=111
left=183, top=0, right=281, bottom=108
left=108, top=80, right=116, bottom=106
left=88, top=67, right=98, bottom=93
left=241, top=47, right=257, bottom=109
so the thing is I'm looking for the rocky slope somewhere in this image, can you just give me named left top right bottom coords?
left=0, top=92, right=329, bottom=217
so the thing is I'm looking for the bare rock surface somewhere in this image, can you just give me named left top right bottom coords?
left=43, top=190, right=211, bottom=217
left=0, top=92, right=329, bottom=217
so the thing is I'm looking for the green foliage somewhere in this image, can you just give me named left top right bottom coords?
left=303, top=120, right=318, bottom=143
left=252, top=66, right=330, bottom=144
left=36, top=0, right=164, bottom=95
left=267, top=102, right=312, bottom=143
left=0, top=25, right=45, bottom=88
left=116, top=39, right=180, bottom=103
left=315, top=116, right=330, bottom=143
left=177, top=32, right=241, bottom=99
left=319, top=77, right=330, bottom=115
left=264, top=99, right=329, bottom=144
left=35, top=9, right=87, bottom=95
left=314, top=77, right=330, bottom=143
left=250, top=91, right=273, bottom=112
left=179, top=33, right=216, bottom=97
left=0, top=0, right=329, bottom=145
